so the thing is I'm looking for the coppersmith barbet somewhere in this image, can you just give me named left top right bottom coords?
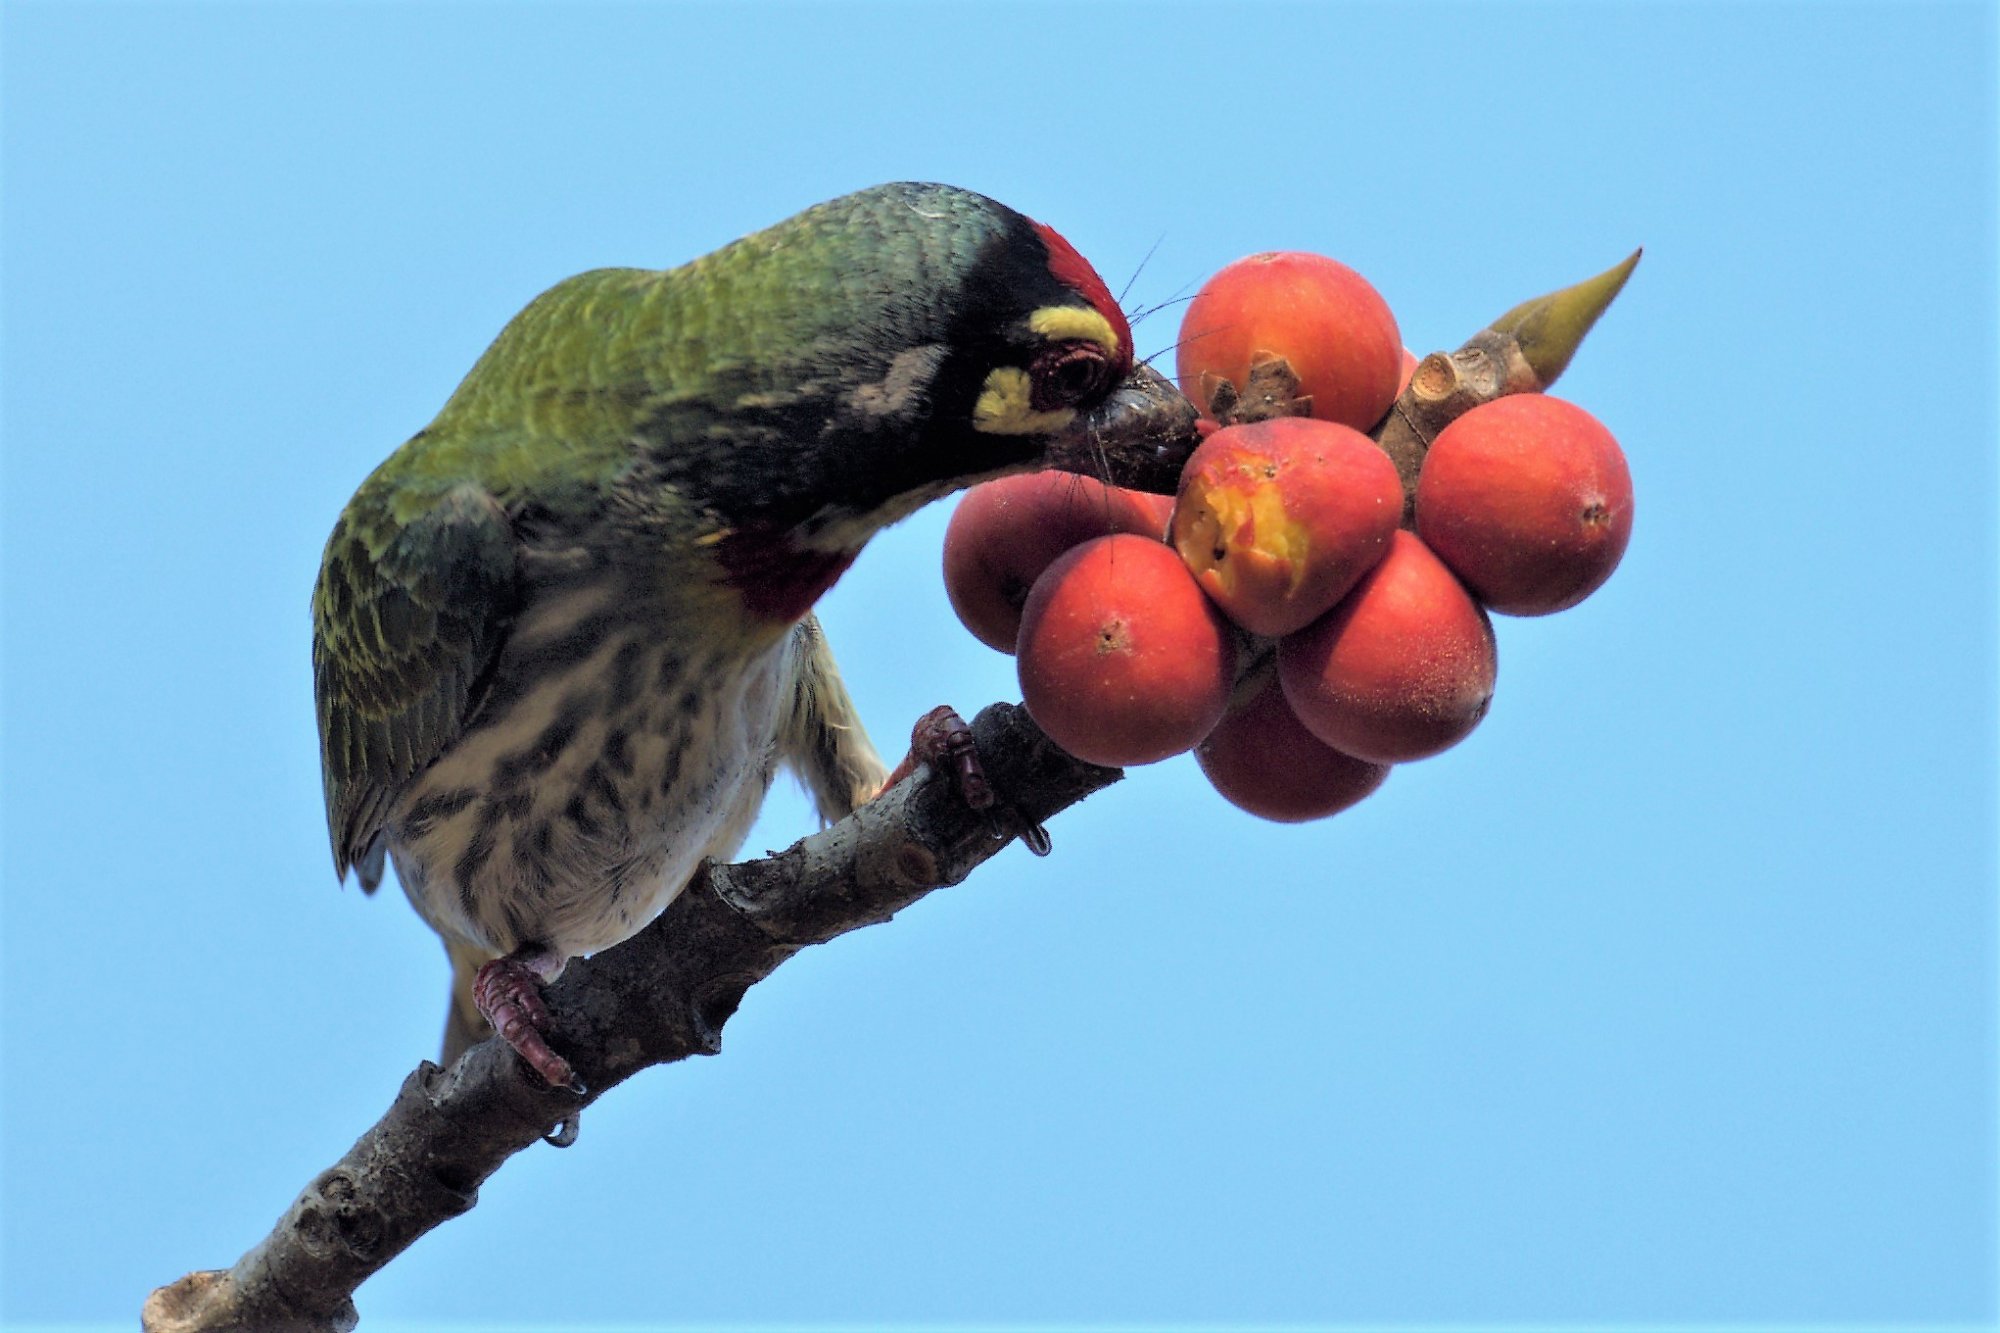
left=313, top=182, right=1197, bottom=1090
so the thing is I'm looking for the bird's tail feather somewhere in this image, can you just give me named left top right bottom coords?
left=782, top=614, right=888, bottom=821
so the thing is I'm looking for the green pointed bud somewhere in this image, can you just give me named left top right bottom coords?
left=1487, top=248, right=1641, bottom=388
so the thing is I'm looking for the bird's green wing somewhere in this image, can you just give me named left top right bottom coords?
left=312, top=482, right=519, bottom=888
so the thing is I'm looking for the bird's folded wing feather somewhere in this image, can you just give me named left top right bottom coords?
left=312, top=482, right=520, bottom=888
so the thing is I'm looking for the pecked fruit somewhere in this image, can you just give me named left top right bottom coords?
left=1414, top=394, right=1633, bottom=616
left=1196, top=670, right=1391, bottom=823
left=1176, top=251, right=1403, bottom=432
left=1171, top=417, right=1403, bottom=638
left=1017, top=534, right=1235, bottom=766
left=944, top=472, right=1176, bottom=652
left=1278, top=530, right=1496, bottom=764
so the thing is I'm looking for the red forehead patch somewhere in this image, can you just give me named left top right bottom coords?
left=1032, top=219, right=1134, bottom=370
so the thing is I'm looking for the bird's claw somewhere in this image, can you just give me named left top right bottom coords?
left=544, top=1112, right=582, bottom=1148
left=902, top=706, right=1051, bottom=856
left=472, top=953, right=584, bottom=1094
left=909, top=705, right=993, bottom=810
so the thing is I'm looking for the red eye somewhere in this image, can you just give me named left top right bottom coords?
left=1029, top=340, right=1113, bottom=411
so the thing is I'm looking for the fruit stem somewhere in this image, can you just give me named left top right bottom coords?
left=1208, top=353, right=1313, bottom=426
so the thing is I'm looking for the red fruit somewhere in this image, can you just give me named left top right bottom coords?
left=1176, top=251, right=1403, bottom=432
left=1018, top=534, right=1234, bottom=766
left=1415, top=395, right=1634, bottom=616
left=1171, top=418, right=1402, bottom=637
left=1196, top=672, right=1390, bottom=822
left=944, top=473, right=1175, bottom=652
left=1278, top=531, right=1496, bottom=764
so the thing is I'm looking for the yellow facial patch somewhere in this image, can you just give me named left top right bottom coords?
left=1028, top=305, right=1121, bottom=357
left=972, top=367, right=1077, bottom=436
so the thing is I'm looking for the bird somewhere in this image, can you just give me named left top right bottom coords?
left=312, top=182, right=1198, bottom=1091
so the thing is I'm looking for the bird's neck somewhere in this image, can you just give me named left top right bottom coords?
left=712, top=523, right=859, bottom=625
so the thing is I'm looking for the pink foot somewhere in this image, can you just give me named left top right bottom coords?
left=882, top=706, right=1051, bottom=856
left=473, top=947, right=585, bottom=1095
left=912, top=704, right=994, bottom=810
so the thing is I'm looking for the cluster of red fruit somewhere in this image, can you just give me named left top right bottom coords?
left=943, top=250, right=1634, bottom=823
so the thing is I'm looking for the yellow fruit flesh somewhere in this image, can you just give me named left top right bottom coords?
left=1182, top=481, right=1310, bottom=599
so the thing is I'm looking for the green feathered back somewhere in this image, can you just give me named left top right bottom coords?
left=373, top=183, right=1009, bottom=521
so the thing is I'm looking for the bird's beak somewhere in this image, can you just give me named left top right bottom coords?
left=1041, top=363, right=1201, bottom=496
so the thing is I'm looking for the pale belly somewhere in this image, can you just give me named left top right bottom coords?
left=385, top=625, right=792, bottom=960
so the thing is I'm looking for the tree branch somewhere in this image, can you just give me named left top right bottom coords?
left=142, top=702, right=1118, bottom=1333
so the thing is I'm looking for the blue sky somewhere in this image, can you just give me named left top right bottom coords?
left=2, top=2, right=1995, bottom=1329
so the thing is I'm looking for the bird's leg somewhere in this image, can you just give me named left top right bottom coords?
left=472, top=944, right=585, bottom=1095
left=882, top=706, right=1052, bottom=855
left=882, top=705, right=993, bottom=809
